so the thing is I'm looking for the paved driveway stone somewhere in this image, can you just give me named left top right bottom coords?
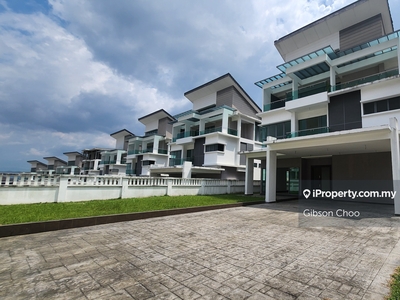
left=1, top=201, right=400, bottom=299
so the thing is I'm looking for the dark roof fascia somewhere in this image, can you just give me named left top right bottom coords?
left=274, top=0, right=394, bottom=44
left=110, top=129, right=135, bottom=137
left=27, top=160, right=47, bottom=165
left=63, top=151, right=83, bottom=156
left=184, top=73, right=261, bottom=113
left=43, top=157, right=67, bottom=164
left=138, top=109, right=176, bottom=122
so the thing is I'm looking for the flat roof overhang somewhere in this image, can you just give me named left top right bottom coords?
left=244, top=126, right=393, bottom=160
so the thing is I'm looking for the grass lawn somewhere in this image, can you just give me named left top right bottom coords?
left=387, top=266, right=400, bottom=300
left=0, top=194, right=264, bottom=225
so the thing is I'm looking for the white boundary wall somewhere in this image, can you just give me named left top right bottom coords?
left=0, top=174, right=260, bottom=205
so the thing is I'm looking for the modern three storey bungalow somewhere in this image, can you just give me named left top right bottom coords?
left=27, top=160, right=48, bottom=173
left=99, top=129, right=134, bottom=175
left=244, top=0, right=400, bottom=213
left=55, top=151, right=84, bottom=175
left=43, top=157, right=67, bottom=174
left=81, top=148, right=110, bottom=175
left=150, top=73, right=262, bottom=180
left=126, top=109, right=175, bottom=176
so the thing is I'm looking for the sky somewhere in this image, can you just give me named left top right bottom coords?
left=0, top=0, right=399, bottom=172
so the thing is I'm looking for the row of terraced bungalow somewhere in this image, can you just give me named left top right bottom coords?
left=27, top=0, right=400, bottom=213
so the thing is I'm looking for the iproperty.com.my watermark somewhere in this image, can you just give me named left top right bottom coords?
left=302, top=189, right=397, bottom=200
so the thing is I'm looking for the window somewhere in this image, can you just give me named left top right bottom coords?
left=298, top=115, right=327, bottom=131
left=259, top=121, right=291, bottom=141
left=363, top=96, right=400, bottom=115
left=142, top=160, right=155, bottom=166
left=205, top=144, right=225, bottom=152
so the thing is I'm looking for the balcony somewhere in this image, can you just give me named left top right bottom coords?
left=263, top=99, right=287, bottom=112
left=158, top=149, right=168, bottom=154
left=286, top=127, right=329, bottom=138
left=228, top=128, right=238, bottom=136
left=128, top=149, right=153, bottom=155
left=173, top=127, right=239, bottom=142
left=100, top=160, right=116, bottom=165
left=333, top=69, right=399, bottom=92
left=288, top=81, right=330, bottom=101
left=169, top=157, right=193, bottom=166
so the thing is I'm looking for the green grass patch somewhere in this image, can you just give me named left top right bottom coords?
left=387, top=266, right=400, bottom=300
left=0, top=194, right=264, bottom=225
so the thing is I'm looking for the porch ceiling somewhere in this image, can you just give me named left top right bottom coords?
left=245, top=126, right=394, bottom=159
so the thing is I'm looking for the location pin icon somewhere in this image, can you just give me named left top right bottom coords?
left=303, top=189, right=311, bottom=199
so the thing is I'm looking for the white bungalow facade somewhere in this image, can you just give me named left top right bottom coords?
left=150, top=73, right=262, bottom=180
left=126, top=109, right=174, bottom=176
left=99, top=129, right=134, bottom=175
left=244, top=0, right=400, bottom=214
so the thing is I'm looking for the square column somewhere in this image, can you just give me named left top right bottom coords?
left=221, top=110, right=229, bottom=134
left=291, top=112, right=297, bottom=134
left=265, top=148, right=277, bottom=202
left=390, top=117, right=400, bottom=215
left=245, top=157, right=254, bottom=195
left=330, top=67, right=337, bottom=91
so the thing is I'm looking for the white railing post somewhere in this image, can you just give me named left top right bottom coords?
left=121, top=177, right=129, bottom=199
left=56, top=176, right=69, bottom=203
left=167, top=178, right=173, bottom=196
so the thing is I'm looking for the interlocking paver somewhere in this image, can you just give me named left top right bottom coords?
left=1, top=201, right=400, bottom=299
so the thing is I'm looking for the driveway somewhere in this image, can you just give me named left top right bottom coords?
left=1, top=200, right=400, bottom=299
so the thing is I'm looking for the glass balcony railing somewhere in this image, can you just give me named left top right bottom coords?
left=333, top=69, right=399, bottom=92
left=288, top=82, right=330, bottom=101
left=286, top=127, right=329, bottom=138
left=128, top=149, right=154, bottom=155
left=200, top=127, right=221, bottom=135
left=263, top=99, right=287, bottom=112
left=268, top=69, right=400, bottom=111
left=173, top=127, right=239, bottom=142
left=158, top=149, right=168, bottom=154
left=100, top=160, right=117, bottom=165
left=169, top=157, right=193, bottom=166
left=228, top=128, right=238, bottom=136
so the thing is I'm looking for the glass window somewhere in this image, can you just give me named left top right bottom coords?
left=389, top=97, right=400, bottom=110
left=205, top=144, right=225, bottom=152
left=363, top=102, right=375, bottom=114
left=376, top=100, right=388, bottom=112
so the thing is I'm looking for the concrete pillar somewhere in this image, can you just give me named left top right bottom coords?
left=291, top=77, right=299, bottom=99
left=290, top=112, right=297, bottom=135
left=330, top=67, right=336, bottom=91
left=397, top=37, right=400, bottom=75
left=167, top=179, right=173, bottom=196
left=265, top=148, right=277, bottom=202
left=245, top=157, right=254, bottom=195
left=222, top=110, right=229, bottom=134
left=153, top=136, right=160, bottom=154
left=182, top=161, right=192, bottom=179
left=56, top=176, right=69, bottom=202
left=390, top=117, right=400, bottom=215
left=199, top=118, right=205, bottom=133
left=263, top=88, right=271, bottom=111
left=120, top=177, right=129, bottom=199
left=237, top=116, right=242, bottom=138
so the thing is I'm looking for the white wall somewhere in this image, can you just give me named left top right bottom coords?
left=284, top=32, right=339, bottom=62
left=145, top=119, right=159, bottom=132
left=363, top=110, right=400, bottom=128
left=192, top=94, right=216, bottom=111
left=361, top=77, right=400, bottom=102
left=258, top=109, right=291, bottom=126
left=0, top=175, right=261, bottom=205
